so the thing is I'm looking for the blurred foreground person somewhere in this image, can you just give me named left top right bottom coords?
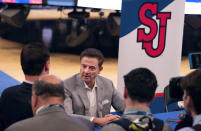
left=177, top=70, right=201, bottom=131
left=102, top=68, right=172, bottom=131
left=0, top=43, right=50, bottom=130
left=5, top=74, right=90, bottom=131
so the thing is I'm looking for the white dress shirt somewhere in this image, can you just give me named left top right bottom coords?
left=84, top=82, right=97, bottom=121
left=24, top=80, right=33, bottom=84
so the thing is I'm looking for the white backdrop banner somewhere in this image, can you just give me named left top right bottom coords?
left=117, top=0, right=185, bottom=94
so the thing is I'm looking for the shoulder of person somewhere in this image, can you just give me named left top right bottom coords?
left=71, top=116, right=94, bottom=131
left=1, top=84, right=23, bottom=98
left=177, top=127, right=194, bottom=131
left=5, top=117, right=34, bottom=131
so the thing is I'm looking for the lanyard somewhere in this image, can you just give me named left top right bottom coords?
left=37, top=104, right=64, bottom=114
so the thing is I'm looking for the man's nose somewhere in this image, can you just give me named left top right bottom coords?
left=84, top=67, right=90, bottom=73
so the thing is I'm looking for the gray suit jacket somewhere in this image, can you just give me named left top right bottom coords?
left=64, top=73, right=125, bottom=120
left=5, top=106, right=91, bottom=131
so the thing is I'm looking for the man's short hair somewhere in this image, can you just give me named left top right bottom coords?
left=80, top=48, right=104, bottom=67
left=124, top=67, right=157, bottom=103
left=21, top=43, right=50, bottom=75
left=33, top=80, right=65, bottom=100
left=181, top=69, right=201, bottom=114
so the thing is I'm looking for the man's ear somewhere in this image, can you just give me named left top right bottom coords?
left=44, top=60, right=50, bottom=74
left=186, top=96, right=193, bottom=108
left=100, top=66, right=103, bottom=71
left=98, top=66, right=103, bottom=74
left=31, top=92, right=38, bottom=115
left=124, top=88, right=128, bottom=99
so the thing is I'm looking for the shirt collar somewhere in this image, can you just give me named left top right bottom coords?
left=36, top=106, right=45, bottom=115
left=24, top=80, right=33, bottom=84
left=36, top=104, right=64, bottom=115
left=84, top=80, right=98, bottom=90
left=124, top=106, right=152, bottom=115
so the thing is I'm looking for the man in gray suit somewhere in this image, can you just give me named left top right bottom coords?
left=64, top=48, right=125, bottom=126
left=5, top=74, right=90, bottom=131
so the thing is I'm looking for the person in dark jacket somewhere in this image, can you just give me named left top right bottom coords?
left=0, top=43, right=50, bottom=130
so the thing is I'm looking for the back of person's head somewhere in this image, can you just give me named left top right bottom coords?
left=21, top=43, right=50, bottom=75
left=181, top=69, right=201, bottom=114
left=32, top=75, right=65, bottom=100
left=124, top=67, right=158, bottom=103
left=80, top=48, right=104, bottom=68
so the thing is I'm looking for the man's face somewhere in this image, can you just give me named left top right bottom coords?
left=80, top=57, right=102, bottom=86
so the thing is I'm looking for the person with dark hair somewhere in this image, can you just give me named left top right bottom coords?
left=177, top=69, right=201, bottom=131
left=101, top=67, right=172, bottom=131
left=64, top=48, right=125, bottom=126
left=0, top=43, right=50, bottom=130
left=5, top=74, right=91, bottom=131
left=20, top=44, right=50, bottom=76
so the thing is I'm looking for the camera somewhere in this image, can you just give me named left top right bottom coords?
left=189, top=52, right=201, bottom=69
left=169, top=52, right=201, bottom=99
left=169, top=76, right=183, bottom=100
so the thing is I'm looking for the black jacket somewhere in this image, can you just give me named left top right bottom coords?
left=0, top=82, right=33, bottom=130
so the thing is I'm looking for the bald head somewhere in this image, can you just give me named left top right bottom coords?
left=39, top=74, right=62, bottom=85
left=33, top=74, right=65, bottom=100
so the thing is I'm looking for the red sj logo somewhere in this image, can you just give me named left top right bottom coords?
left=137, top=3, right=171, bottom=57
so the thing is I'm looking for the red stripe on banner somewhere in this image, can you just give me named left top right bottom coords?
left=155, top=93, right=164, bottom=97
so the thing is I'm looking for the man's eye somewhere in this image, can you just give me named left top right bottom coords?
left=90, top=67, right=95, bottom=70
left=82, top=65, right=87, bottom=68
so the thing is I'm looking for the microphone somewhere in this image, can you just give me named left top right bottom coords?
left=167, top=113, right=185, bottom=123
left=167, top=119, right=181, bottom=123
left=178, top=113, right=186, bottom=120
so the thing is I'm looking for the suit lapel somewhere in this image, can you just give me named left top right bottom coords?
left=76, top=74, right=90, bottom=115
left=96, top=76, right=104, bottom=117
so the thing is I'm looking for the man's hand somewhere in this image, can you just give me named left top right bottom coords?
left=92, top=114, right=120, bottom=126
